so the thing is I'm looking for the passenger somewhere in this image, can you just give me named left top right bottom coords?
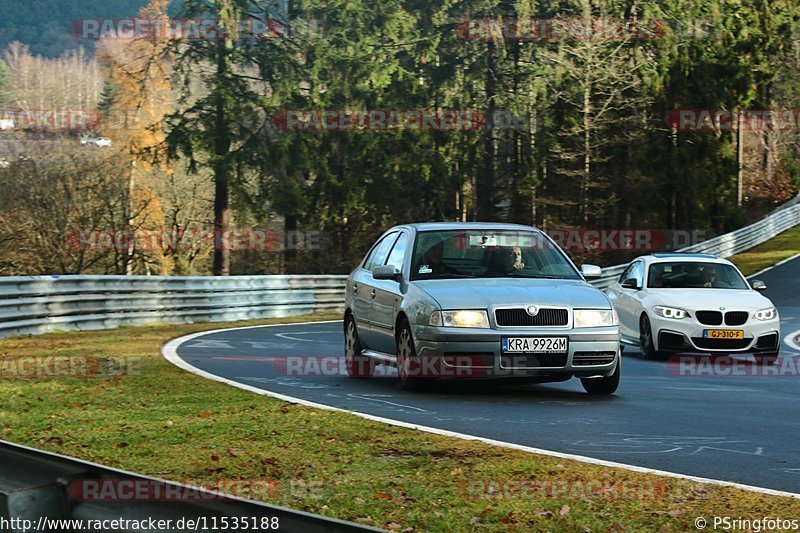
left=511, top=246, right=525, bottom=270
left=484, top=249, right=516, bottom=276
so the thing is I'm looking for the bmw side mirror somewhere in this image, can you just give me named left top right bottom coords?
left=621, top=278, right=641, bottom=290
left=751, top=279, right=767, bottom=291
left=581, top=264, right=603, bottom=278
left=373, top=265, right=402, bottom=282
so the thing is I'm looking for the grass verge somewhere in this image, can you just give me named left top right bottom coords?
left=1, top=315, right=798, bottom=532
left=728, top=225, right=800, bottom=276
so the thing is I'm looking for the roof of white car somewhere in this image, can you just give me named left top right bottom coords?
left=402, top=222, right=539, bottom=232
left=637, top=253, right=734, bottom=265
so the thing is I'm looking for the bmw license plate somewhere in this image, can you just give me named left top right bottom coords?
left=502, top=337, right=568, bottom=354
left=703, top=329, right=744, bottom=339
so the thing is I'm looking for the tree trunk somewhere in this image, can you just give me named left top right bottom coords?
left=478, top=40, right=497, bottom=221
left=212, top=35, right=232, bottom=276
left=581, top=84, right=591, bottom=224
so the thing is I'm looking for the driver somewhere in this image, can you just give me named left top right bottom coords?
left=484, top=248, right=517, bottom=276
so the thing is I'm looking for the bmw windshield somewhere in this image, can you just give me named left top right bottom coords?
left=647, top=262, right=749, bottom=289
left=410, top=229, right=581, bottom=281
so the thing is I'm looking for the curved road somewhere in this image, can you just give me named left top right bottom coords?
left=170, top=256, right=800, bottom=494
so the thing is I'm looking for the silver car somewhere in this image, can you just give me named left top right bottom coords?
left=343, top=223, right=621, bottom=394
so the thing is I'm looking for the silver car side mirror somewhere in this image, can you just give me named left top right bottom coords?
left=581, top=264, right=603, bottom=279
left=751, top=279, right=767, bottom=291
left=373, top=265, right=402, bottom=282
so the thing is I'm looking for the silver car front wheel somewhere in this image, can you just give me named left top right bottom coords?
left=396, top=320, right=423, bottom=390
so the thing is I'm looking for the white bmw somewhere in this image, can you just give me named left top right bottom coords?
left=606, top=253, right=780, bottom=364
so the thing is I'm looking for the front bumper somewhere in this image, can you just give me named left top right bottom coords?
left=649, top=314, right=781, bottom=354
left=412, top=324, right=620, bottom=379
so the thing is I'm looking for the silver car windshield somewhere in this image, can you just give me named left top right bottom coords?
left=647, top=262, right=749, bottom=289
left=410, top=230, right=581, bottom=281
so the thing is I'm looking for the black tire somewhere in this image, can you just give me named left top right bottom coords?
left=396, top=319, right=424, bottom=390
left=755, top=353, right=779, bottom=366
left=344, top=315, right=374, bottom=378
left=581, top=358, right=620, bottom=395
left=639, top=314, right=664, bottom=360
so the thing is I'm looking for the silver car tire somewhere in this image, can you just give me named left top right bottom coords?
left=344, top=315, right=374, bottom=378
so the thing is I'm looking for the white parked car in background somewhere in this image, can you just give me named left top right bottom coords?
left=80, top=136, right=112, bottom=147
left=606, top=253, right=780, bottom=364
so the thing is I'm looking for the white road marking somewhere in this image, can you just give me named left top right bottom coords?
left=274, top=331, right=338, bottom=343
left=785, top=329, right=800, bottom=352
left=186, top=339, right=235, bottom=349
left=660, top=386, right=759, bottom=392
left=162, top=321, right=800, bottom=500
left=347, top=393, right=434, bottom=414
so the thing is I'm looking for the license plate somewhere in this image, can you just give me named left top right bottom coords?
left=502, top=337, right=568, bottom=354
left=703, top=329, right=744, bottom=339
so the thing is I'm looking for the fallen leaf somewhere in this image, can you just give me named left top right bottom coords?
left=560, top=505, right=571, bottom=518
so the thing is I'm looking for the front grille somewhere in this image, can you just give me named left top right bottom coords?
left=725, top=311, right=748, bottom=326
left=572, top=351, right=616, bottom=366
left=495, top=308, right=569, bottom=327
left=696, top=311, right=723, bottom=325
left=500, top=353, right=568, bottom=368
left=692, top=337, right=750, bottom=350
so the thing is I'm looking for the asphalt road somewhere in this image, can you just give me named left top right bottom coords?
left=173, top=256, right=800, bottom=494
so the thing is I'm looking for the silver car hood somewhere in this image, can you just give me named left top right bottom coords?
left=414, top=278, right=611, bottom=310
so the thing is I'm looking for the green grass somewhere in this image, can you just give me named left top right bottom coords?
left=1, top=316, right=799, bottom=531
left=728, top=225, right=800, bottom=276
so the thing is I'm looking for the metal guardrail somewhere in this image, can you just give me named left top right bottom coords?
left=0, top=199, right=798, bottom=338
left=0, top=275, right=347, bottom=339
left=589, top=200, right=800, bottom=290
left=0, top=439, right=378, bottom=533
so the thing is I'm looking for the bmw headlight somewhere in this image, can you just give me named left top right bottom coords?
left=754, top=307, right=777, bottom=321
left=573, top=309, right=618, bottom=328
left=653, top=306, right=689, bottom=319
left=429, top=310, right=490, bottom=328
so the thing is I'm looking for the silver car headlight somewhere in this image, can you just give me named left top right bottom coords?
left=573, top=309, right=618, bottom=328
left=653, top=306, right=689, bottom=320
left=754, top=307, right=777, bottom=321
left=429, top=310, right=490, bottom=328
